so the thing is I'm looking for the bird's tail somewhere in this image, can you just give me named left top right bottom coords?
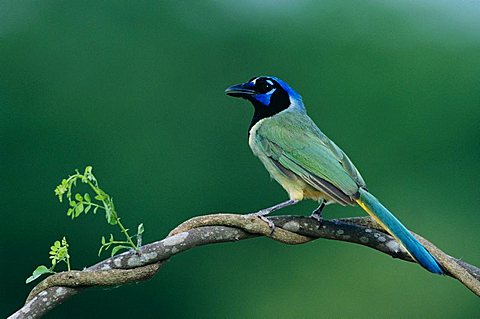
left=356, top=188, right=443, bottom=274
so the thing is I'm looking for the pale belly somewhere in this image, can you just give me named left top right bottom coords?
left=256, top=152, right=332, bottom=202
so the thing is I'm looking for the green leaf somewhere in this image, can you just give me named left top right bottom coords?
left=84, top=166, right=93, bottom=179
left=136, top=223, right=144, bottom=247
left=105, top=207, right=117, bottom=225
left=101, top=236, right=106, bottom=244
left=111, top=245, right=130, bottom=257
left=93, top=206, right=99, bottom=214
left=84, top=193, right=91, bottom=202
left=26, top=265, right=53, bottom=284
left=94, top=194, right=106, bottom=201
left=75, top=193, right=83, bottom=201
left=107, top=216, right=117, bottom=225
left=54, top=179, right=69, bottom=202
left=137, top=223, right=144, bottom=235
left=75, top=203, right=84, bottom=217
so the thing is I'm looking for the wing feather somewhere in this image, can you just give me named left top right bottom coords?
left=255, top=111, right=365, bottom=204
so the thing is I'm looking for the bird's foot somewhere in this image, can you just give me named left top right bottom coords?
left=310, top=201, right=325, bottom=223
left=249, top=209, right=271, bottom=217
left=309, top=211, right=323, bottom=223
left=248, top=211, right=275, bottom=235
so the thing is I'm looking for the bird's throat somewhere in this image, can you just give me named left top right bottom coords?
left=248, top=94, right=290, bottom=131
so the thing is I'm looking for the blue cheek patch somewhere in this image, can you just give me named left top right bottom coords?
left=255, top=90, right=275, bottom=106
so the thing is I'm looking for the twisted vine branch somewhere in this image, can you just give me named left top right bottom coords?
left=9, top=214, right=480, bottom=318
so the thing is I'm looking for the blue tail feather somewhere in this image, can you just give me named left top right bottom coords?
left=357, top=188, right=443, bottom=274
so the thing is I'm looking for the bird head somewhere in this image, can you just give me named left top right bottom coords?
left=225, top=76, right=305, bottom=129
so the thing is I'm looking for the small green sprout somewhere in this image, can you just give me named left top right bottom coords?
left=54, top=166, right=144, bottom=256
left=26, top=166, right=145, bottom=284
left=26, top=237, right=70, bottom=284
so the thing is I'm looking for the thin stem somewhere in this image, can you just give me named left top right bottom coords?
left=85, top=180, right=137, bottom=250
left=104, top=240, right=131, bottom=245
left=115, top=218, right=138, bottom=250
left=86, top=202, right=105, bottom=210
left=85, top=181, right=107, bottom=207
left=137, top=233, right=142, bottom=248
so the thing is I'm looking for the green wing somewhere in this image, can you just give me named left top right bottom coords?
left=255, top=110, right=366, bottom=205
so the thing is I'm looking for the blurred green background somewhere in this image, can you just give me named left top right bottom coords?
left=1, top=1, right=479, bottom=318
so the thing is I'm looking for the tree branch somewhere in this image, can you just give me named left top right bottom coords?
left=9, top=214, right=480, bottom=318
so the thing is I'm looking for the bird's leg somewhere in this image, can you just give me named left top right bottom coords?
left=310, top=200, right=325, bottom=222
left=249, top=199, right=299, bottom=233
left=251, top=199, right=299, bottom=217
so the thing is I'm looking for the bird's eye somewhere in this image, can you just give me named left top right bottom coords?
left=253, top=78, right=275, bottom=94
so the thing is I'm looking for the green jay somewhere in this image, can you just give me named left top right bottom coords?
left=225, top=76, right=443, bottom=274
